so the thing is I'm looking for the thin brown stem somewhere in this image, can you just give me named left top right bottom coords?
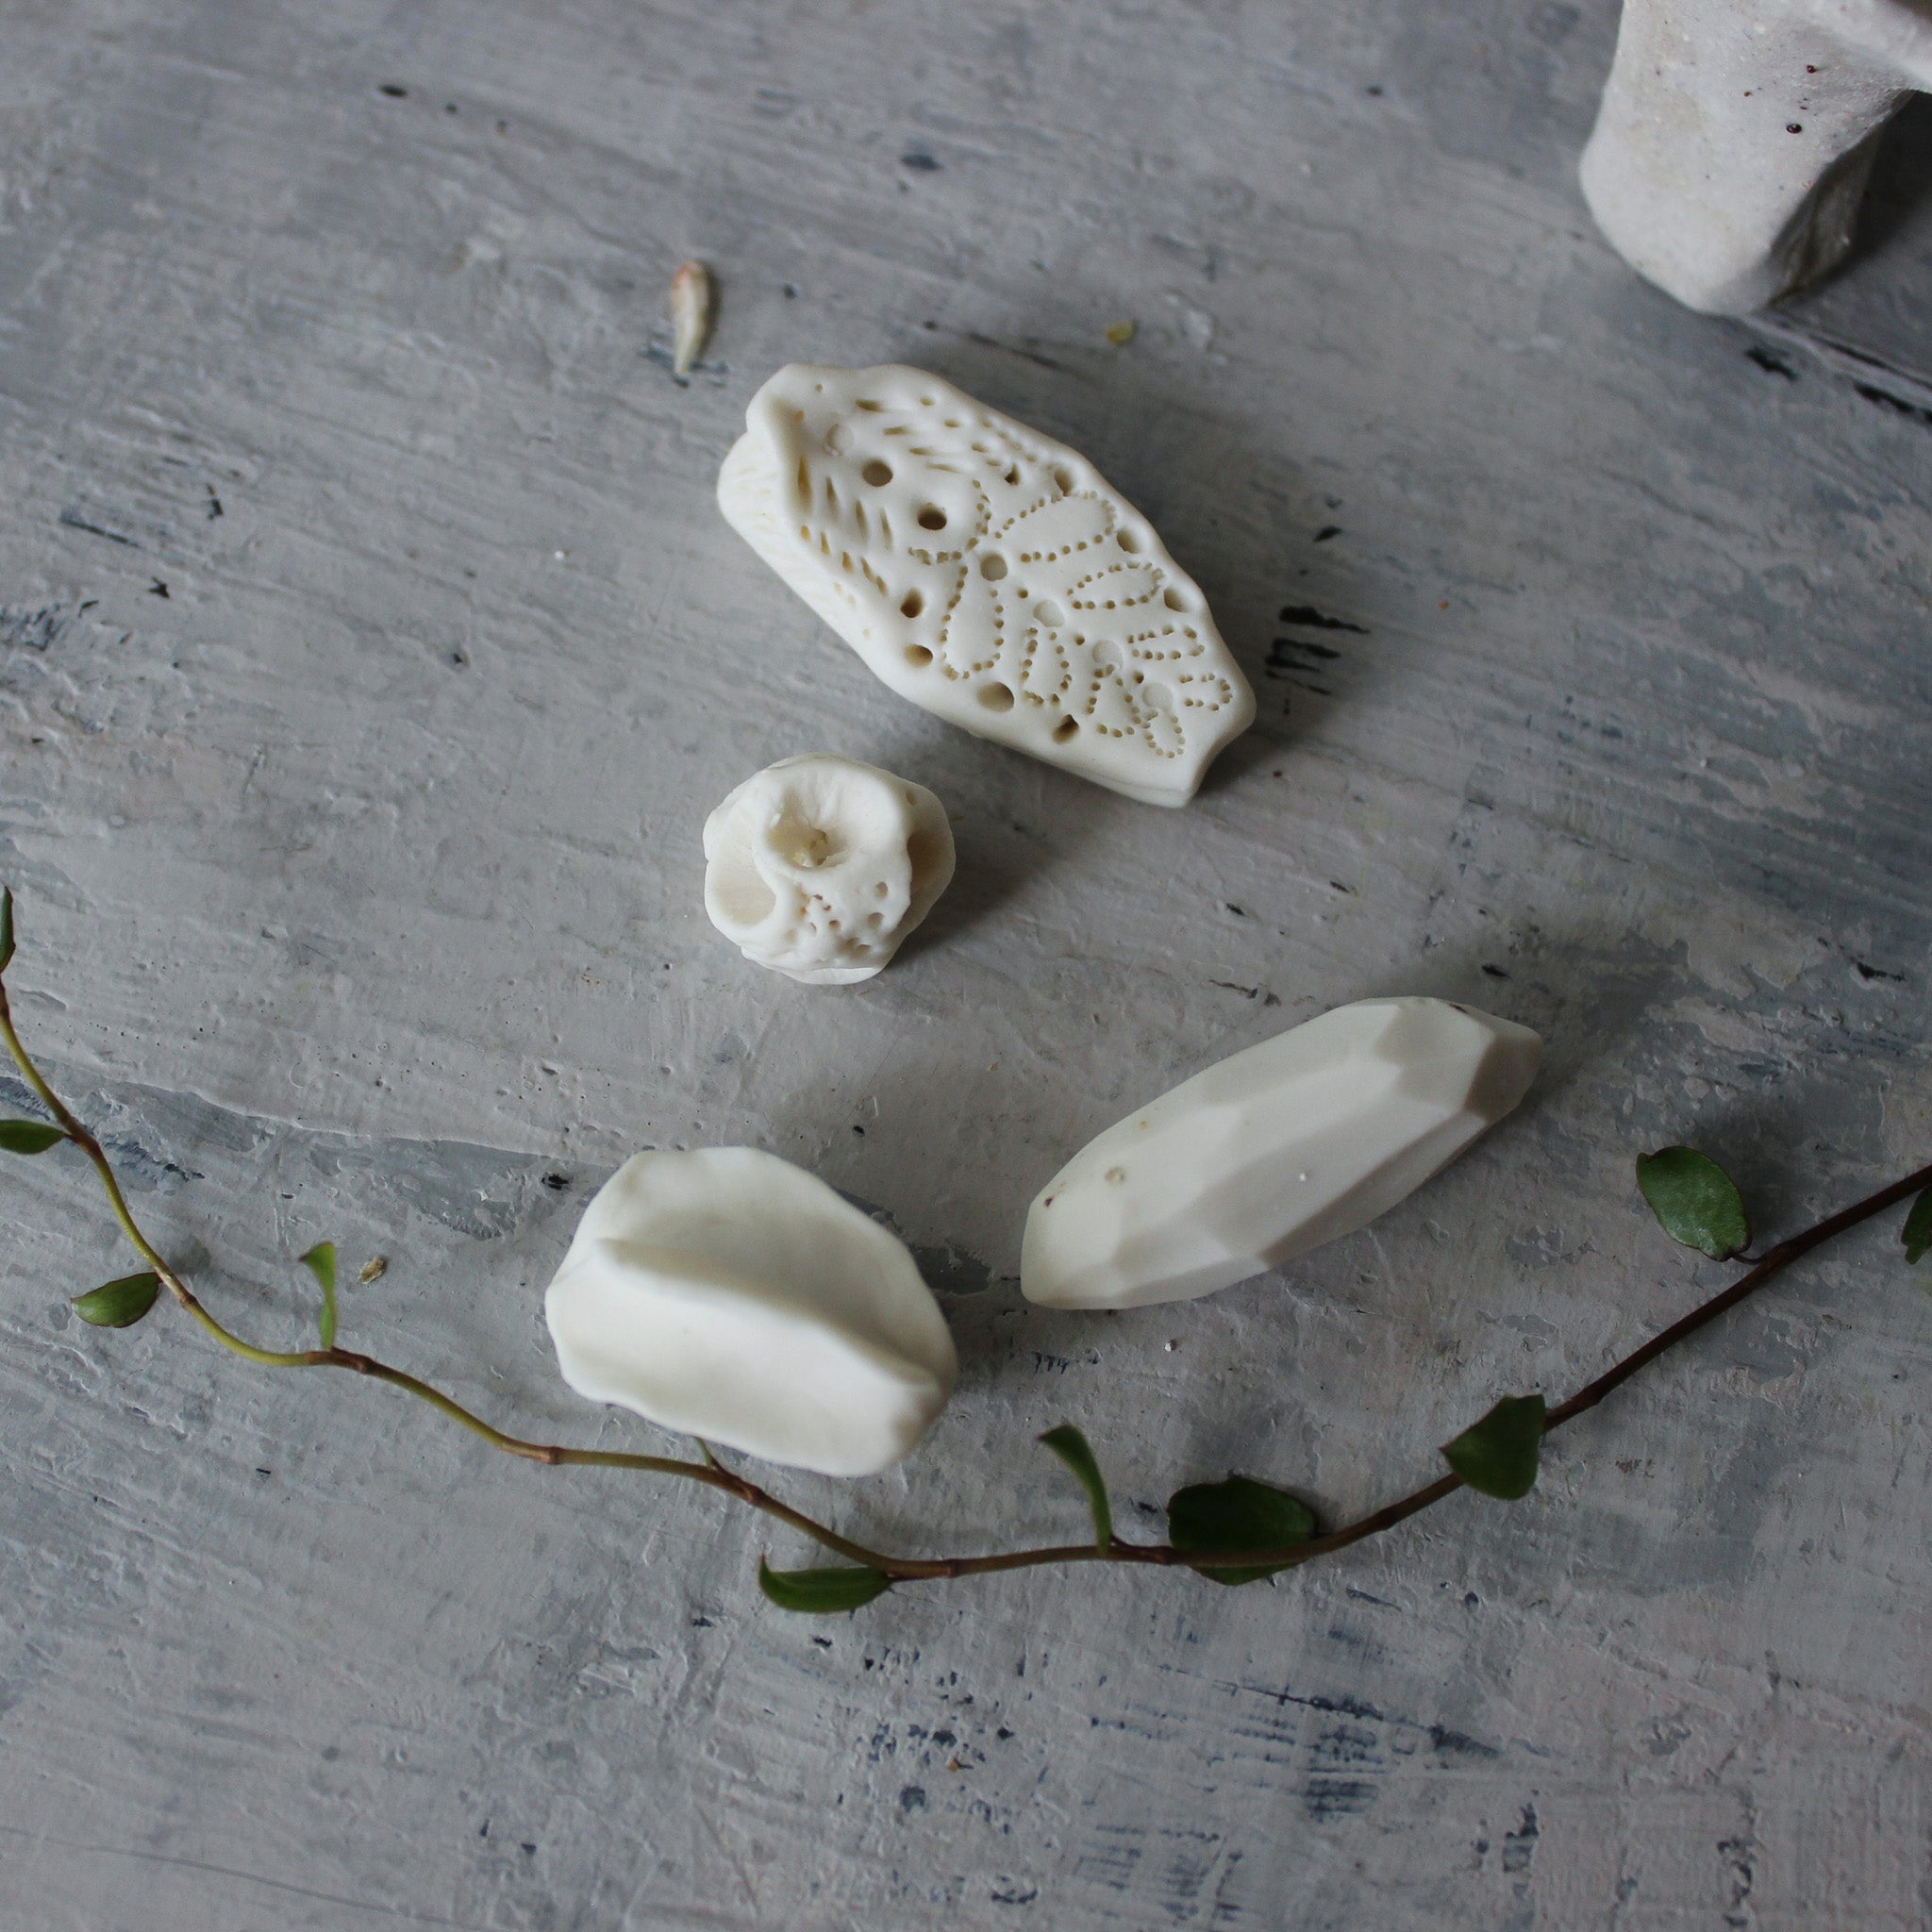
left=1543, top=1161, right=1932, bottom=1433
left=789, top=1159, right=1932, bottom=1580
left=5, top=929, right=1926, bottom=1592
left=1003, top=1158, right=1932, bottom=1581
left=0, top=969, right=908, bottom=1571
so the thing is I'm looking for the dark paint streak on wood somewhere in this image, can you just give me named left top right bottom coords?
left=1278, top=604, right=1369, bottom=633
left=1854, top=382, right=1932, bottom=426
left=58, top=508, right=139, bottom=547
left=958, top=327, right=1067, bottom=374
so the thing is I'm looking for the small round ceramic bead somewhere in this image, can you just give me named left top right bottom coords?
left=702, top=753, right=955, bottom=986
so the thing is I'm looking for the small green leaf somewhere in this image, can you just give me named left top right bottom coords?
left=73, top=1271, right=162, bottom=1328
left=1039, top=1424, right=1113, bottom=1549
left=1903, top=1188, right=1932, bottom=1268
left=299, top=1241, right=338, bottom=1349
left=1167, top=1474, right=1316, bottom=1586
left=1636, top=1146, right=1751, bottom=1260
left=0, top=885, right=14, bottom=974
left=758, top=1558, right=892, bottom=1614
left=0, top=1119, right=66, bottom=1155
left=1441, top=1393, right=1546, bottom=1500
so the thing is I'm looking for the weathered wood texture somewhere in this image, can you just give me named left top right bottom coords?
left=2, top=3, right=1928, bottom=1926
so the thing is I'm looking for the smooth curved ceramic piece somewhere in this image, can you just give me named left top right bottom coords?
left=717, top=363, right=1256, bottom=807
left=546, top=1148, right=958, bottom=1476
left=1023, top=997, right=1543, bottom=1310
left=703, top=754, right=956, bottom=985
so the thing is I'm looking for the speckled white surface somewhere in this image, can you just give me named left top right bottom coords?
left=1580, top=0, right=1932, bottom=314
left=1, top=3, right=1929, bottom=1928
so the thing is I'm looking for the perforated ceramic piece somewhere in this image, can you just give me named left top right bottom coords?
left=545, top=1148, right=958, bottom=1477
left=1023, top=998, right=1543, bottom=1310
left=717, top=364, right=1257, bottom=807
left=703, top=755, right=955, bottom=986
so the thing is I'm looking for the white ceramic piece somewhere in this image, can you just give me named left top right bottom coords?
left=545, top=1148, right=958, bottom=1477
left=1022, top=997, right=1543, bottom=1311
left=702, top=754, right=956, bottom=986
left=717, top=363, right=1257, bottom=808
left=1581, top=0, right=1932, bottom=314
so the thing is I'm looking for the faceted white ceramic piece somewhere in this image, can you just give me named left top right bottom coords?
left=702, top=754, right=956, bottom=986
left=717, top=363, right=1257, bottom=807
left=545, top=1148, right=958, bottom=1477
left=1581, top=0, right=1932, bottom=314
left=1022, top=998, right=1543, bottom=1311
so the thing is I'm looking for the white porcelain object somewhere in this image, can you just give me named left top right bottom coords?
left=1023, top=998, right=1542, bottom=1311
left=545, top=1148, right=958, bottom=1476
left=702, top=754, right=955, bottom=986
left=1581, top=0, right=1932, bottom=314
left=717, top=363, right=1256, bottom=807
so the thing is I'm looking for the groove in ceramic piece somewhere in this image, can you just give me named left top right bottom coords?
left=546, top=1148, right=958, bottom=1476
left=1022, top=998, right=1544, bottom=1310
left=717, top=363, right=1257, bottom=807
left=703, top=754, right=956, bottom=986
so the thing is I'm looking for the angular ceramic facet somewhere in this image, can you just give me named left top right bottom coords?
left=1023, top=998, right=1543, bottom=1310
left=703, top=754, right=956, bottom=986
left=717, top=363, right=1257, bottom=807
left=1581, top=0, right=1932, bottom=314
left=545, top=1148, right=958, bottom=1476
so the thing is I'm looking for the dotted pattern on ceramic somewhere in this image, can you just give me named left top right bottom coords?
left=1022, top=998, right=1544, bottom=1311
left=1580, top=0, right=1932, bottom=314
left=717, top=363, right=1257, bottom=808
left=545, top=1148, right=958, bottom=1477
left=702, top=754, right=956, bottom=986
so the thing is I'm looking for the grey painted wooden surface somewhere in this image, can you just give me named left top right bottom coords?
left=2, top=2, right=1929, bottom=1926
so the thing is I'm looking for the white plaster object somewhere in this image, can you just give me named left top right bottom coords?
left=1581, top=0, right=1932, bottom=314
left=717, top=363, right=1257, bottom=807
left=1022, top=998, right=1543, bottom=1310
left=545, top=1148, right=958, bottom=1476
left=702, top=754, right=956, bottom=986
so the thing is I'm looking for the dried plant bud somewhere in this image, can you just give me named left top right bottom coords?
left=671, top=259, right=713, bottom=377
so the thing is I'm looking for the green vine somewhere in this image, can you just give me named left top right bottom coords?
left=3, top=887, right=1928, bottom=1611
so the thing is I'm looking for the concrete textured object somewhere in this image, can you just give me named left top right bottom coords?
left=1582, top=0, right=1932, bottom=312
left=702, top=754, right=955, bottom=985
left=1023, top=1000, right=1542, bottom=1310
left=718, top=363, right=1257, bottom=805
left=545, top=1148, right=957, bottom=1474
left=4, top=1, right=1932, bottom=1926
